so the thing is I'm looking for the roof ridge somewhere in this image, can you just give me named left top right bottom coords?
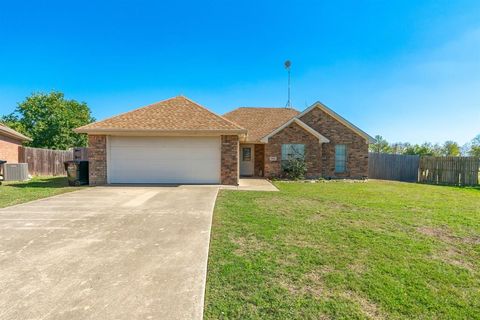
left=180, top=96, right=246, bottom=130
left=76, top=96, right=181, bottom=130
left=75, top=96, right=248, bottom=133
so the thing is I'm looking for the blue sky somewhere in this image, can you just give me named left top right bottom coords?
left=0, top=0, right=479, bottom=144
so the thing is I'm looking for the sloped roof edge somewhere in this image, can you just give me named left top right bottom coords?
left=0, top=124, right=32, bottom=141
left=260, top=118, right=330, bottom=144
left=298, top=101, right=376, bottom=144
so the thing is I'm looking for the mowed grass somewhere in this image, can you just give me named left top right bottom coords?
left=205, top=180, right=480, bottom=319
left=0, top=176, right=82, bottom=208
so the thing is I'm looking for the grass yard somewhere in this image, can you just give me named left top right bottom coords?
left=205, top=180, right=480, bottom=319
left=0, top=176, right=82, bottom=208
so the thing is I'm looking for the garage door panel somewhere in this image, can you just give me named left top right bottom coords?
left=108, top=136, right=221, bottom=184
left=110, top=150, right=216, bottom=162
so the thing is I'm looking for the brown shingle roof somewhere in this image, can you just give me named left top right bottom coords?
left=75, top=96, right=246, bottom=134
left=223, top=107, right=299, bottom=142
left=0, top=123, right=32, bottom=141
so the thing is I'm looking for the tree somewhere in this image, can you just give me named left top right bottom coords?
left=469, top=134, right=480, bottom=157
left=403, top=142, right=442, bottom=156
left=370, top=135, right=392, bottom=153
left=442, top=141, right=461, bottom=156
left=1, top=92, right=94, bottom=149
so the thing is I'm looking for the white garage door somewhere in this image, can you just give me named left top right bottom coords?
left=108, top=136, right=221, bottom=184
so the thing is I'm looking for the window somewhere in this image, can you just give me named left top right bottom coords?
left=242, top=147, right=252, bottom=161
left=335, top=144, right=347, bottom=173
left=281, top=144, right=305, bottom=163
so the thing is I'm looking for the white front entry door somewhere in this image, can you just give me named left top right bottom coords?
left=240, top=145, right=254, bottom=176
left=108, top=136, right=221, bottom=184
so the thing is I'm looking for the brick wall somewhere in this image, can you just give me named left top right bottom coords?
left=0, top=135, right=22, bottom=163
left=264, top=122, right=322, bottom=179
left=254, top=144, right=265, bottom=176
left=300, top=107, right=369, bottom=178
left=221, top=135, right=239, bottom=185
left=88, top=135, right=107, bottom=185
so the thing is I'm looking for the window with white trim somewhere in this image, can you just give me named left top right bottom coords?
left=335, top=144, right=347, bottom=173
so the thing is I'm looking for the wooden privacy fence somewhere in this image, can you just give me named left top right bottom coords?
left=73, top=147, right=88, bottom=161
left=369, top=153, right=480, bottom=186
left=368, top=153, right=420, bottom=182
left=418, top=156, right=480, bottom=186
left=19, top=147, right=74, bottom=176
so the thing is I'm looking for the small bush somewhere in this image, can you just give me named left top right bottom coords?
left=282, top=158, right=307, bottom=180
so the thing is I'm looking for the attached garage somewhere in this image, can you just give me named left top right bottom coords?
left=107, top=136, right=221, bottom=184
left=75, top=96, right=245, bottom=185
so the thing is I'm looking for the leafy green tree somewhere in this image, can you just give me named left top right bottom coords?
left=403, top=143, right=442, bottom=156
left=469, top=134, right=480, bottom=157
left=391, top=142, right=413, bottom=154
left=1, top=92, right=94, bottom=149
left=442, top=141, right=461, bottom=156
left=370, top=135, right=392, bottom=153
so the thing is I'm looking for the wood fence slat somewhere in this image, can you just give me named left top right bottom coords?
left=18, top=146, right=75, bottom=176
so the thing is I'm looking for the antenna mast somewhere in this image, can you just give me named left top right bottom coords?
left=284, top=60, right=292, bottom=108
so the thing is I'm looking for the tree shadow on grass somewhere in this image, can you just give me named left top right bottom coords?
left=417, top=182, right=480, bottom=191
left=4, top=177, right=71, bottom=189
left=465, top=186, right=480, bottom=191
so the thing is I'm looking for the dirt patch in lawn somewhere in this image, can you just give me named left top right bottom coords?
left=432, top=247, right=475, bottom=272
left=340, top=291, right=386, bottom=320
left=231, top=236, right=270, bottom=256
left=417, top=226, right=480, bottom=245
left=279, top=268, right=330, bottom=297
left=307, top=211, right=329, bottom=222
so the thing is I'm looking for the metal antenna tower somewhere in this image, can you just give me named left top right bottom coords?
left=284, top=60, right=292, bottom=108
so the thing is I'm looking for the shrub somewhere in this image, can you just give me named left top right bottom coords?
left=282, top=158, right=307, bottom=180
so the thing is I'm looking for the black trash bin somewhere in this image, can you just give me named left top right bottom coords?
left=0, top=160, right=6, bottom=185
left=64, top=160, right=89, bottom=186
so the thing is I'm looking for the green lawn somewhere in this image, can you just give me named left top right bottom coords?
left=0, top=176, right=82, bottom=208
left=205, top=180, right=480, bottom=319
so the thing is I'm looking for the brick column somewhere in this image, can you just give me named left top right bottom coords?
left=221, top=135, right=239, bottom=185
left=88, top=135, right=107, bottom=186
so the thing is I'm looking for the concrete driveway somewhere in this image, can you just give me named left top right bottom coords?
left=0, top=185, right=218, bottom=320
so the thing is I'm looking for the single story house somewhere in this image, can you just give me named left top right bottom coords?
left=75, top=96, right=374, bottom=185
left=0, top=124, right=32, bottom=163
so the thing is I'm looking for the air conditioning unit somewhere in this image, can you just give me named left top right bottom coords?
left=4, top=163, right=29, bottom=181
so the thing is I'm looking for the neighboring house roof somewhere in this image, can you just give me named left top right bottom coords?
left=75, top=96, right=246, bottom=135
left=298, top=101, right=376, bottom=143
left=0, top=123, right=32, bottom=142
left=260, top=118, right=330, bottom=144
left=223, top=107, right=300, bottom=143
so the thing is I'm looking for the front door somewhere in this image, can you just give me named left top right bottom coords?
left=240, top=145, right=254, bottom=176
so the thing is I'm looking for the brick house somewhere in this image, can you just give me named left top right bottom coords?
left=0, top=124, right=32, bottom=163
left=224, top=103, right=375, bottom=179
left=75, top=96, right=374, bottom=186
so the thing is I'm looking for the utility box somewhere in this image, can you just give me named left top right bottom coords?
left=4, top=163, right=29, bottom=181
left=64, top=161, right=89, bottom=186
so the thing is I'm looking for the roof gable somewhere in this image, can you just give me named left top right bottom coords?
left=223, top=107, right=299, bottom=142
left=260, top=118, right=329, bottom=144
left=298, top=101, right=375, bottom=143
left=75, top=96, right=246, bottom=134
